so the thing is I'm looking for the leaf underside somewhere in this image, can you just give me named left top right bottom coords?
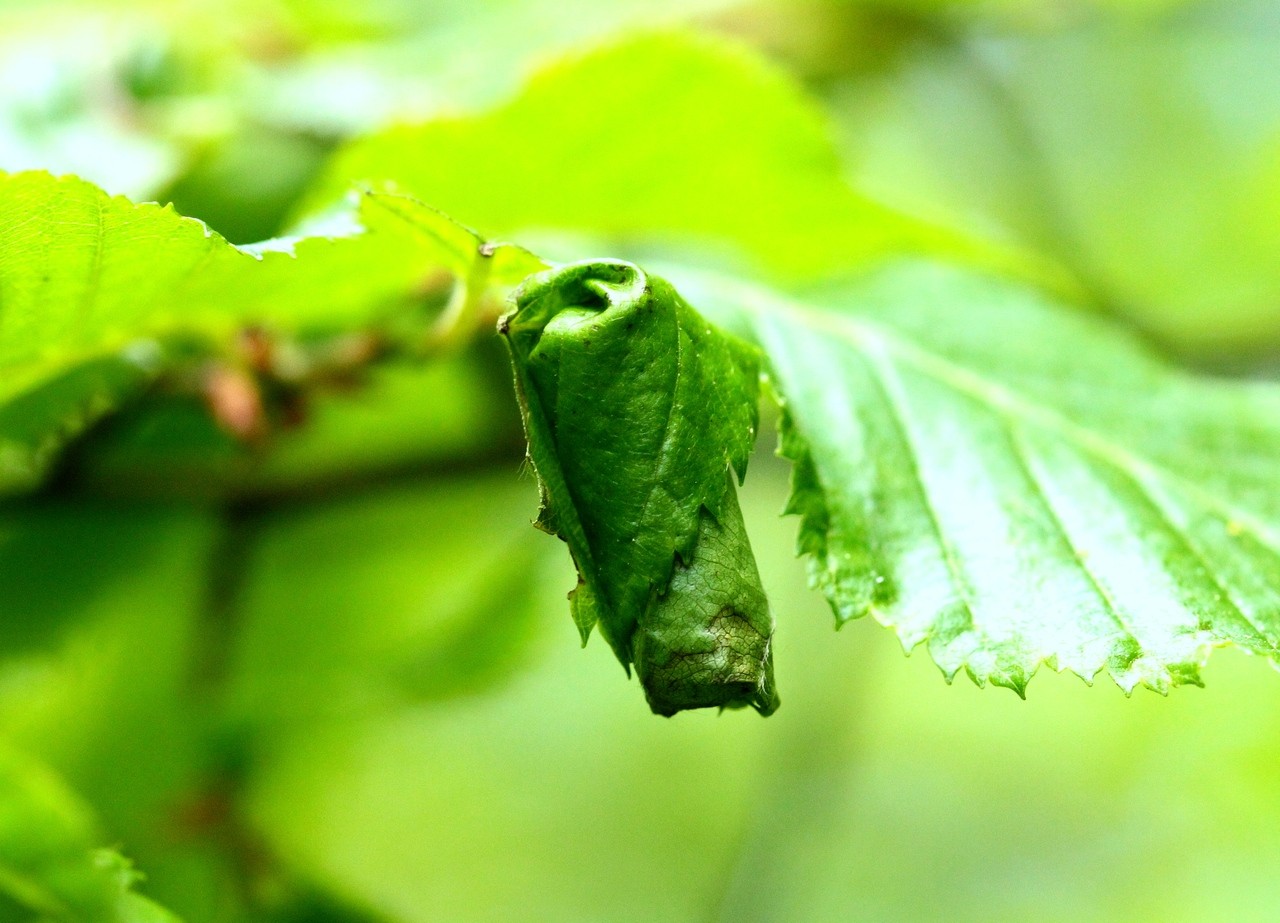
left=673, top=260, right=1280, bottom=696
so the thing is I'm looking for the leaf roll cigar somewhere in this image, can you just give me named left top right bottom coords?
left=500, top=259, right=778, bottom=716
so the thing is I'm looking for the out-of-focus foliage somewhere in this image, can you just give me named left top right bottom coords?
left=0, top=504, right=218, bottom=920
left=0, top=745, right=179, bottom=922
left=241, top=464, right=1280, bottom=923
left=0, top=171, right=541, bottom=495
left=831, top=0, right=1280, bottom=357
left=3, top=0, right=1280, bottom=920
left=307, top=32, right=1036, bottom=281
left=223, top=476, right=551, bottom=728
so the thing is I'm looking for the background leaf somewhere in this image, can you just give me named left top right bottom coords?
left=223, top=474, right=552, bottom=728
left=0, top=503, right=224, bottom=916
left=0, top=172, right=541, bottom=495
left=235, top=458, right=1280, bottom=923
left=833, top=3, right=1280, bottom=357
left=306, top=32, right=1039, bottom=283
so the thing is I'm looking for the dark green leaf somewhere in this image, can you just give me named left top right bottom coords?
left=500, top=260, right=776, bottom=716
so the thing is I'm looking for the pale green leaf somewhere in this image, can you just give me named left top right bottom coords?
left=0, top=171, right=544, bottom=494
left=0, top=747, right=181, bottom=922
left=988, top=21, right=1280, bottom=356
left=672, top=261, right=1280, bottom=694
left=248, top=0, right=744, bottom=134
left=837, top=10, right=1280, bottom=356
left=306, top=32, right=1037, bottom=282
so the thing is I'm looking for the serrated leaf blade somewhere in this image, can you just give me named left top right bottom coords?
left=672, top=261, right=1280, bottom=694
left=0, top=171, right=544, bottom=494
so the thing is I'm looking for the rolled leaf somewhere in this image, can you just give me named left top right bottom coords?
left=633, top=472, right=777, bottom=716
left=499, top=260, right=777, bottom=716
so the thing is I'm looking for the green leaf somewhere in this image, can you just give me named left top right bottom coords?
left=0, top=746, right=180, bottom=922
left=248, top=0, right=744, bottom=134
left=670, top=260, right=1280, bottom=695
left=0, top=501, right=227, bottom=918
left=0, top=171, right=544, bottom=494
left=73, top=353, right=520, bottom=501
left=225, top=474, right=553, bottom=727
left=838, top=12, right=1280, bottom=357
left=306, top=32, right=1035, bottom=282
left=0, top=355, right=158, bottom=495
left=500, top=260, right=776, bottom=716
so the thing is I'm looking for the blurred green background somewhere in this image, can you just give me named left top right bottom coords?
left=3, top=0, right=1280, bottom=920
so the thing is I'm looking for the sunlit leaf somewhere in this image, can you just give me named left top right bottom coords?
left=672, top=260, right=1280, bottom=694
left=0, top=171, right=544, bottom=494
left=307, top=32, right=1034, bottom=282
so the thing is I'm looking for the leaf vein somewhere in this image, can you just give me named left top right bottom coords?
left=1127, top=466, right=1278, bottom=652
left=858, top=339, right=980, bottom=644
left=736, top=288, right=1280, bottom=566
left=1004, top=423, right=1141, bottom=657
